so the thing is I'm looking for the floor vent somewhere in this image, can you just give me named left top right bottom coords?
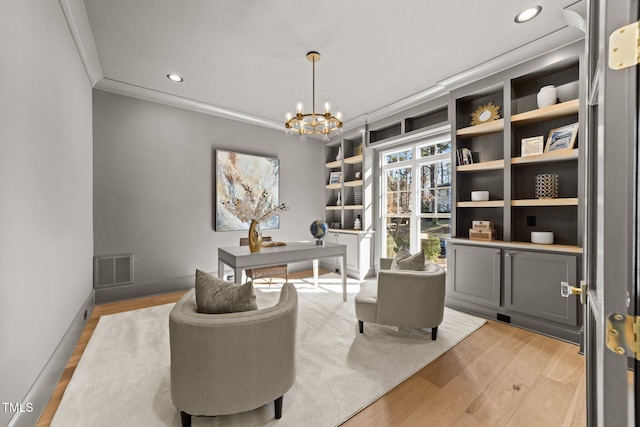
left=497, top=313, right=511, bottom=323
left=94, top=254, right=134, bottom=289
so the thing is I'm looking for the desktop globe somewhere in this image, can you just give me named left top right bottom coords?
left=310, top=220, right=329, bottom=245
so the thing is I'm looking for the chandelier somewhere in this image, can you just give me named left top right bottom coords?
left=285, top=51, right=343, bottom=141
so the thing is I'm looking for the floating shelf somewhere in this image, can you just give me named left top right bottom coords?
left=511, top=149, right=579, bottom=165
left=511, top=198, right=579, bottom=207
left=325, top=159, right=341, bottom=168
left=344, top=179, right=363, bottom=187
left=511, top=99, right=579, bottom=125
left=344, top=154, right=363, bottom=164
left=456, top=118, right=504, bottom=138
left=457, top=159, right=505, bottom=172
left=456, top=200, right=505, bottom=208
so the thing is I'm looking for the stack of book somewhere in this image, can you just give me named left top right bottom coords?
left=456, top=148, right=474, bottom=165
left=469, top=220, right=497, bottom=241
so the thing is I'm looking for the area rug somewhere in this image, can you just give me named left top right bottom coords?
left=51, top=274, right=486, bottom=427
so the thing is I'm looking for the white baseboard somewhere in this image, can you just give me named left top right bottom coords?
left=7, top=291, right=94, bottom=427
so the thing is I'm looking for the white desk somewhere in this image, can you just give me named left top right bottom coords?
left=218, top=241, right=348, bottom=301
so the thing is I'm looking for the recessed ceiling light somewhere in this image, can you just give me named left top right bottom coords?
left=167, top=73, right=183, bottom=82
left=515, top=5, right=542, bottom=23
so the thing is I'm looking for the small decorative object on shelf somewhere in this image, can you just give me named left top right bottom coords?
left=545, top=123, right=579, bottom=152
left=456, top=148, right=474, bottom=165
left=521, top=136, right=545, bottom=157
left=336, top=191, right=342, bottom=206
left=471, top=191, right=489, bottom=201
left=354, top=189, right=362, bottom=205
left=535, top=173, right=559, bottom=199
left=531, top=231, right=554, bottom=244
left=336, top=146, right=343, bottom=161
left=310, top=219, right=329, bottom=246
left=470, top=102, right=501, bottom=126
left=354, top=215, right=362, bottom=230
left=537, top=85, right=558, bottom=108
left=355, top=144, right=363, bottom=155
left=355, top=170, right=362, bottom=180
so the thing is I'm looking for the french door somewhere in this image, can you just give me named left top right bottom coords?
left=584, top=0, right=638, bottom=425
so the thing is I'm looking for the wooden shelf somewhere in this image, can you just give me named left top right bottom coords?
left=511, top=198, right=578, bottom=207
left=457, top=159, right=504, bottom=172
left=511, top=99, right=579, bottom=125
left=343, top=205, right=364, bottom=210
left=344, top=179, right=363, bottom=187
left=325, top=183, right=341, bottom=190
left=325, top=159, right=341, bottom=168
left=325, top=206, right=341, bottom=211
left=511, top=149, right=579, bottom=165
left=344, top=154, right=363, bottom=165
left=456, top=118, right=504, bottom=138
left=447, top=237, right=583, bottom=254
left=456, top=200, right=505, bottom=208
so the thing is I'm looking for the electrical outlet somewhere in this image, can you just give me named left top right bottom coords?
left=526, top=215, right=536, bottom=226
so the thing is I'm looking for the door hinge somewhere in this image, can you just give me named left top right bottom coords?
left=609, top=21, right=640, bottom=70
left=606, top=313, right=640, bottom=360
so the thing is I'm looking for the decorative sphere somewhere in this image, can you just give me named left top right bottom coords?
left=309, top=220, right=329, bottom=240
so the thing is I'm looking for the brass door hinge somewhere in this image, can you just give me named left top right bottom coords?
left=609, top=21, right=640, bottom=70
left=606, top=313, right=640, bottom=360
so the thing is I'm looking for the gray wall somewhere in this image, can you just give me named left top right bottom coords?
left=0, top=2, right=94, bottom=425
left=92, top=90, right=325, bottom=298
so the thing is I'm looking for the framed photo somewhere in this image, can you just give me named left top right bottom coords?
left=521, top=136, right=545, bottom=157
left=215, top=150, right=280, bottom=231
left=545, top=123, right=579, bottom=153
left=329, top=171, right=342, bottom=184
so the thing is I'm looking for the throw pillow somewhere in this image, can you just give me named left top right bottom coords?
left=390, top=246, right=411, bottom=270
left=396, top=250, right=425, bottom=271
left=195, top=269, right=258, bottom=314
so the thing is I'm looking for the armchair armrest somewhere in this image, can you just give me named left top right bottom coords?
left=380, top=258, right=394, bottom=270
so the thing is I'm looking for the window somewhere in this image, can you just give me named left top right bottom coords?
left=380, top=132, right=451, bottom=261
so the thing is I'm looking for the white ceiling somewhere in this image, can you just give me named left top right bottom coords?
left=77, top=0, right=586, bottom=130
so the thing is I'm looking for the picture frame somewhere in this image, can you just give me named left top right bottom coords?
left=521, top=136, right=545, bottom=157
left=545, top=123, right=579, bottom=153
left=215, top=150, right=280, bottom=231
left=329, top=171, right=342, bottom=184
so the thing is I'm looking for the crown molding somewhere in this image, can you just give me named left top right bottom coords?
left=94, top=78, right=284, bottom=131
left=58, top=0, right=103, bottom=86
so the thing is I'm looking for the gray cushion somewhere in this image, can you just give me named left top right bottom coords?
left=195, top=269, right=258, bottom=314
left=390, top=246, right=411, bottom=270
left=393, top=249, right=425, bottom=271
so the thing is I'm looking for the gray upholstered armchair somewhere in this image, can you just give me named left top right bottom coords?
left=169, top=282, right=298, bottom=426
left=355, top=258, right=446, bottom=340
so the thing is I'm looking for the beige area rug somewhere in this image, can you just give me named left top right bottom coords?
left=51, top=274, right=486, bottom=427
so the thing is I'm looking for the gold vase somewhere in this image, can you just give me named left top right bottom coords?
left=248, top=220, right=262, bottom=252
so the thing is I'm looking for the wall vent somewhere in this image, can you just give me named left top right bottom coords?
left=94, top=254, right=133, bottom=289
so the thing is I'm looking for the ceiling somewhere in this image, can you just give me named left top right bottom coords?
left=77, top=0, right=586, bottom=131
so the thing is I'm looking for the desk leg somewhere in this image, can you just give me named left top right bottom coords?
left=340, top=255, right=347, bottom=302
left=218, top=259, right=225, bottom=279
left=313, top=259, right=319, bottom=288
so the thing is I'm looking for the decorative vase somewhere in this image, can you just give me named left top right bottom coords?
left=354, top=215, right=362, bottom=230
left=536, top=85, right=558, bottom=108
left=535, top=174, right=559, bottom=199
left=248, top=220, right=262, bottom=252
left=336, top=191, right=342, bottom=206
left=336, top=146, right=343, bottom=161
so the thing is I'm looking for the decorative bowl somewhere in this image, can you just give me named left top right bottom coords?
left=531, top=231, right=554, bottom=244
left=471, top=191, right=489, bottom=201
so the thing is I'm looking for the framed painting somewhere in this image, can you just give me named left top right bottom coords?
left=215, top=150, right=280, bottom=231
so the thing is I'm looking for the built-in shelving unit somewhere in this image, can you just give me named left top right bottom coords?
left=447, top=42, right=584, bottom=343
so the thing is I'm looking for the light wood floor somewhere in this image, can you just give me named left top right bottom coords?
left=37, top=271, right=586, bottom=427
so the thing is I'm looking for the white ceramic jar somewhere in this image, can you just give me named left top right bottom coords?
left=537, top=85, right=558, bottom=108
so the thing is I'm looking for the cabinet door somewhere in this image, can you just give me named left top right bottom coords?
left=336, top=233, right=359, bottom=271
left=504, top=250, right=578, bottom=326
left=447, top=244, right=501, bottom=307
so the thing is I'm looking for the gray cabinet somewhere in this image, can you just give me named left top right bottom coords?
left=447, top=243, right=501, bottom=308
left=504, top=250, right=578, bottom=326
